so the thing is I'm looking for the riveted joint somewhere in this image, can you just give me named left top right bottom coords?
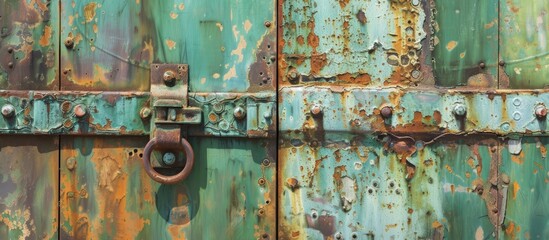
left=535, top=104, right=547, bottom=119
left=380, top=106, right=393, bottom=119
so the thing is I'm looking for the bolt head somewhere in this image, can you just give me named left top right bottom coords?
left=499, top=60, right=505, bottom=66
left=310, top=104, right=322, bottom=116
left=163, top=70, right=177, bottom=85
left=264, top=21, right=272, bottom=28
left=535, top=105, right=547, bottom=119
left=73, top=104, right=87, bottom=118
left=381, top=106, right=393, bottom=119
left=287, top=69, right=299, bottom=81
left=140, top=107, right=152, bottom=119
left=479, top=62, right=486, bottom=69
left=1, top=104, right=15, bottom=117
left=162, top=152, right=177, bottom=165
left=233, top=106, right=246, bottom=120
left=453, top=104, right=467, bottom=117
left=66, top=157, right=76, bottom=170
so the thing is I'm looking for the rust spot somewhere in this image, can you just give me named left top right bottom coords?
left=306, top=214, right=336, bottom=237
left=39, top=25, right=53, bottom=47
left=310, top=53, right=327, bottom=75
left=296, top=35, right=305, bottom=45
left=512, top=181, right=520, bottom=200
left=83, top=3, right=98, bottom=23
left=306, top=21, right=319, bottom=49
left=446, top=41, right=457, bottom=51
left=356, top=10, right=367, bottom=24
left=337, top=73, right=372, bottom=84
left=338, top=0, right=350, bottom=8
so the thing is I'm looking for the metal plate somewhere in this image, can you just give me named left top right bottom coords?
left=60, top=136, right=276, bottom=239
left=0, top=0, right=59, bottom=90
left=499, top=0, right=549, bottom=89
left=0, top=136, right=58, bottom=239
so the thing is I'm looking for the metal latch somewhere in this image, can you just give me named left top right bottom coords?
left=142, top=64, right=202, bottom=184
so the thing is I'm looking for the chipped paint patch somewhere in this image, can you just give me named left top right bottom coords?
left=166, top=39, right=176, bottom=50
left=223, top=66, right=237, bottom=80
left=84, top=3, right=98, bottom=23
left=244, top=20, right=252, bottom=33
left=446, top=41, right=457, bottom=51
left=231, top=36, right=247, bottom=62
left=39, top=25, right=53, bottom=47
left=512, top=181, right=520, bottom=199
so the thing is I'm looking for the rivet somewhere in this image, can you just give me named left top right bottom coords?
left=7, top=47, right=13, bottom=54
left=140, top=107, right=151, bottom=119
left=501, top=122, right=511, bottom=131
left=479, top=62, right=486, bottom=69
left=501, top=174, right=510, bottom=184
left=219, top=120, right=230, bottom=131
left=452, top=104, right=467, bottom=117
left=270, top=55, right=276, bottom=62
left=73, top=104, right=87, bottom=118
left=233, top=106, right=246, bottom=120
left=264, top=21, right=272, bottom=28
left=1, top=104, right=15, bottom=117
left=163, top=70, right=177, bottom=85
left=258, top=178, right=266, bottom=185
left=535, top=104, right=547, bottom=119
left=335, top=232, right=342, bottom=240
left=287, top=69, right=299, bottom=82
left=258, top=208, right=265, bottom=216
left=262, top=158, right=271, bottom=166
left=64, top=37, right=74, bottom=49
left=66, top=157, right=76, bottom=170
left=7, top=62, right=14, bottom=69
left=310, top=104, right=322, bottom=116
left=263, top=110, right=272, bottom=119
left=61, top=101, right=72, bottom=113
left=512, top=98, right=521, bottom=106
left=262, top=233, right=269, bottom=239
left=381, top=106, right=393, bottom=119
left=499, top=60, right=505, bottom=66
left=286, top=178, right=299, bottom=189
left=162, top=152, right=176, bottom=165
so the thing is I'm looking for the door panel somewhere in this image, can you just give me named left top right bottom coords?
left=499, top=137, right=549, bottom=239
left=499, top=0, right=549, bottom=89
left=60, top=0, right=276, bottom=92
left=60, top=137, right=275, bottom=239
left=279, top=135, right=498, bottom=239
left=0, top=0, right=59, bottom=90
left=0, top=136, right=58, bottom=239
left=432, top=0, right=499, bottom=88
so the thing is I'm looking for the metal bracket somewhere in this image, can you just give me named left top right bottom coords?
left=146, top=64, right=202, bottom=172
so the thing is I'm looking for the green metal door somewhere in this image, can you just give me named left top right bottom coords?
left=1, top=0, right=276, bottom=239
left=278, top=0, right=549, bottom=239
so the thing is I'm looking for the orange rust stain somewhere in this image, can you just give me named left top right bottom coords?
left=296, top=35, right=305, bottom=45
left=445, top=165, right=454, bottom=174
left=450, top=184, right=455, bottom=193
left=178, top=3, right=185, bottom=10
left=310, top=54, right=327, bottom=75
left=170, top=12, right=179, bottom=19
left=338, top=0, right=350, bottom=8
left=511, top=151, right=525, bottom=164
left=467, top=157, right=476, bottom=169
left=333, top=165, right=347, bottom=181
left=93, top=24, right=98, bottom=33
left=84, top=3, right=98, bottom=23
left=432, top=221, right=442, bottom=229
left=306, top=21, right=319, bottom=49
left=166, top=39, right=176, bottom=50
left=39, top=25, right=53, bottom=47
left=512, top=181, right=520, bottom=199
left=433, top=111, right=442, bottom=124
left=337, top=73, right=372, bottom=84
left=465, top=172, right=471, bottom=179
left=446, top=41, right=457, bottom=51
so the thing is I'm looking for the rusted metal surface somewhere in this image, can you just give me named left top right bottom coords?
left=60, top=136, right=276, bottom=239
left=0, top=91, right=150, bottom=135
left=431, top=0, right=499, bottom=87
left=500, top=0, right=549, bottom=89
left=500, top=137, right=549, bottom=239
left=0, top=0, right=59, bottom=90
left=280, top=87, right=549, bottom=135
left=60, top=0, right=276, bottom=92
left=0, top=136, right=58, bottom=239
left=279, top=136, right=502, bottom=239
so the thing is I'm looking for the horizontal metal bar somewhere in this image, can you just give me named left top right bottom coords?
left=0, top=91, right=276, bottom=138
left=280, top=86, right=549, bottom=137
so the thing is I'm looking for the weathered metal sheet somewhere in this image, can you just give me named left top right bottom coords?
left=60, top=0, right=276, bottom=92
left=280, top=87, right=549, bottom=135
left=279, top=0, right=427, bottom=86
left=0, top=136, right=58, bottom=239
left=60, top=137, right=276, bottom=239
left=0, top=0, right=59, bottom=90
left=499, top=0, right=549, bottom=89
left=279, top=135, right=499, bottom=239
left=431, top=0, right=499, bottom=88
left=500, top=137, right=549, bottom=239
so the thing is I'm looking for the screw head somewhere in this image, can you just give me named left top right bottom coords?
left=310, top=104, right=322, bottom=116
left=73, top=105, right=87, bottom=118
left=162, top=152, right=176, bottom=165
left=479, top=62, right=486, bottom=69
left=535, top=105, right=547, bottom=119
left=381, top=106, right=393, bottom=119
left=233, top=106, right=246, bottom=120
left=1, top=104, right=15, bottom=117
left=163, top=70, right=177, bottom=85
left=453, top=104, right=467, bottom=117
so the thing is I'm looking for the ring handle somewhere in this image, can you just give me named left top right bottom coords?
left=142, top=137, right=194, bottom=184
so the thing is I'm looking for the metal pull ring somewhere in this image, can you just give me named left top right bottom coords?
left=142, top=137, right=194, bottom=184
